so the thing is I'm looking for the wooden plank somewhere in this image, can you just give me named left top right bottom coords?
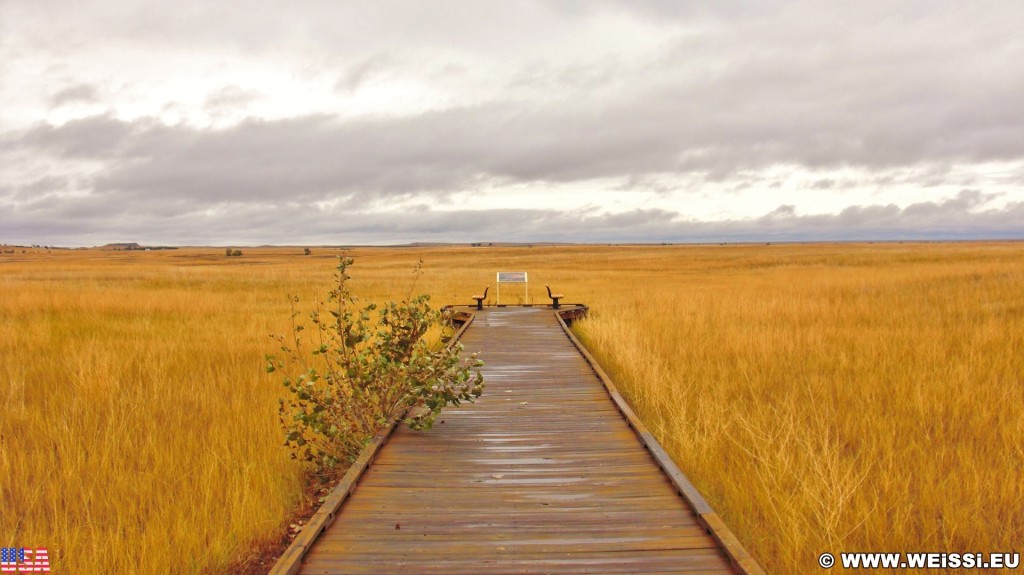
left=317, top=525, right=712, bottom=539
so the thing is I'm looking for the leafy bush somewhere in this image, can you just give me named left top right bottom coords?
left=267, top=256, right=484, bottom=473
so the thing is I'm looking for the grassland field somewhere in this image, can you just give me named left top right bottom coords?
left=1, top=242, right=1022, bottom=574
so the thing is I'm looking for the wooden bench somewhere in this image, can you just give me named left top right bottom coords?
left=546, top=285, right=564, bottom=309
left=472, top=286, right=488, bottom=310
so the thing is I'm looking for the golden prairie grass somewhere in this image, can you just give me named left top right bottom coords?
left=570, top=243, right=1024, bottom=573
left=1, top=250, right=321, bottom=573
left=2, top=243, right=1022, bottom=574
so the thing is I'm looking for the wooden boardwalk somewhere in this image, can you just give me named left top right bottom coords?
left=288, top=306, right=762, bottom=575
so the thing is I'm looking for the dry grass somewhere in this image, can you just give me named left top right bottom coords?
left=2, top=243, right=1022, bottom=573
left=570, top=243, right=1024, bottom=573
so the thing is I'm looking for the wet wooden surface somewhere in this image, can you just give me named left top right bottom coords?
left=297, top=307, right=738, bottom=574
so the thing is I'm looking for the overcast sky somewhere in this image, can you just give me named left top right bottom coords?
left=2, top=1, right=1022, bottom=246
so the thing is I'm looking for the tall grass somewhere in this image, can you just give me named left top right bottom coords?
left=2, top=243, right=1022, bottom=573
left=1, top=251, right=321, bottom=573
left=573, top=243, right=1024, bottom=573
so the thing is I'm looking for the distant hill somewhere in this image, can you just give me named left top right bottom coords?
left=99, top=242, right=142, bottom=250
left=97, top=243, right=177, bottom=251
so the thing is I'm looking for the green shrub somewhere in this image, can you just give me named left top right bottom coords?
left=267, top=256, right=483, bottom=473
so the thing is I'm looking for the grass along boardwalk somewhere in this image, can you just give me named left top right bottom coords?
left=281, top=306, right=763, bottom=574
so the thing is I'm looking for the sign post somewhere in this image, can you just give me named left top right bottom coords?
left=496, top=271, right=528, bottom=305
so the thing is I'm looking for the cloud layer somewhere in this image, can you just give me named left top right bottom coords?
left=2, top=1, right=1023, bottom=245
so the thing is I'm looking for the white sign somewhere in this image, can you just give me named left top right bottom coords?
left=496, top=271, right=527, bottom=283
left=496, top=271, right=528, bottom=304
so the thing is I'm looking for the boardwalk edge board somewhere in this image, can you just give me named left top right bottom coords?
left=555, top=309, right=768, bottom=575
left=268, top=312, right=477, bottom=575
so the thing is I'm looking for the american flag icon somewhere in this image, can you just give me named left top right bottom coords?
left=0, top=548, right=50, bottom=573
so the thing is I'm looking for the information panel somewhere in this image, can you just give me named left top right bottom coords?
left=496, top=271, right=528, bottom=304
left=496, top=272, right=528, bottom=283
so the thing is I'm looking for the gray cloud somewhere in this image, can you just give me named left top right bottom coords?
left=18, top=115, right=139, bottom=158
left=3, top=185, right=1021, bottom=247
left=742, top=190, right=1023, bottom=240
left=10, top=81, right=1023, bottom=209
left=336, top=54, right=394, bottom=92
left=3, top=1, right=1024, bottom=245
left=49, top=83, right=99, bottom=107
left=203, top=86, right=261, bottom=114
left=11, top=2, right=1024, bottom=178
